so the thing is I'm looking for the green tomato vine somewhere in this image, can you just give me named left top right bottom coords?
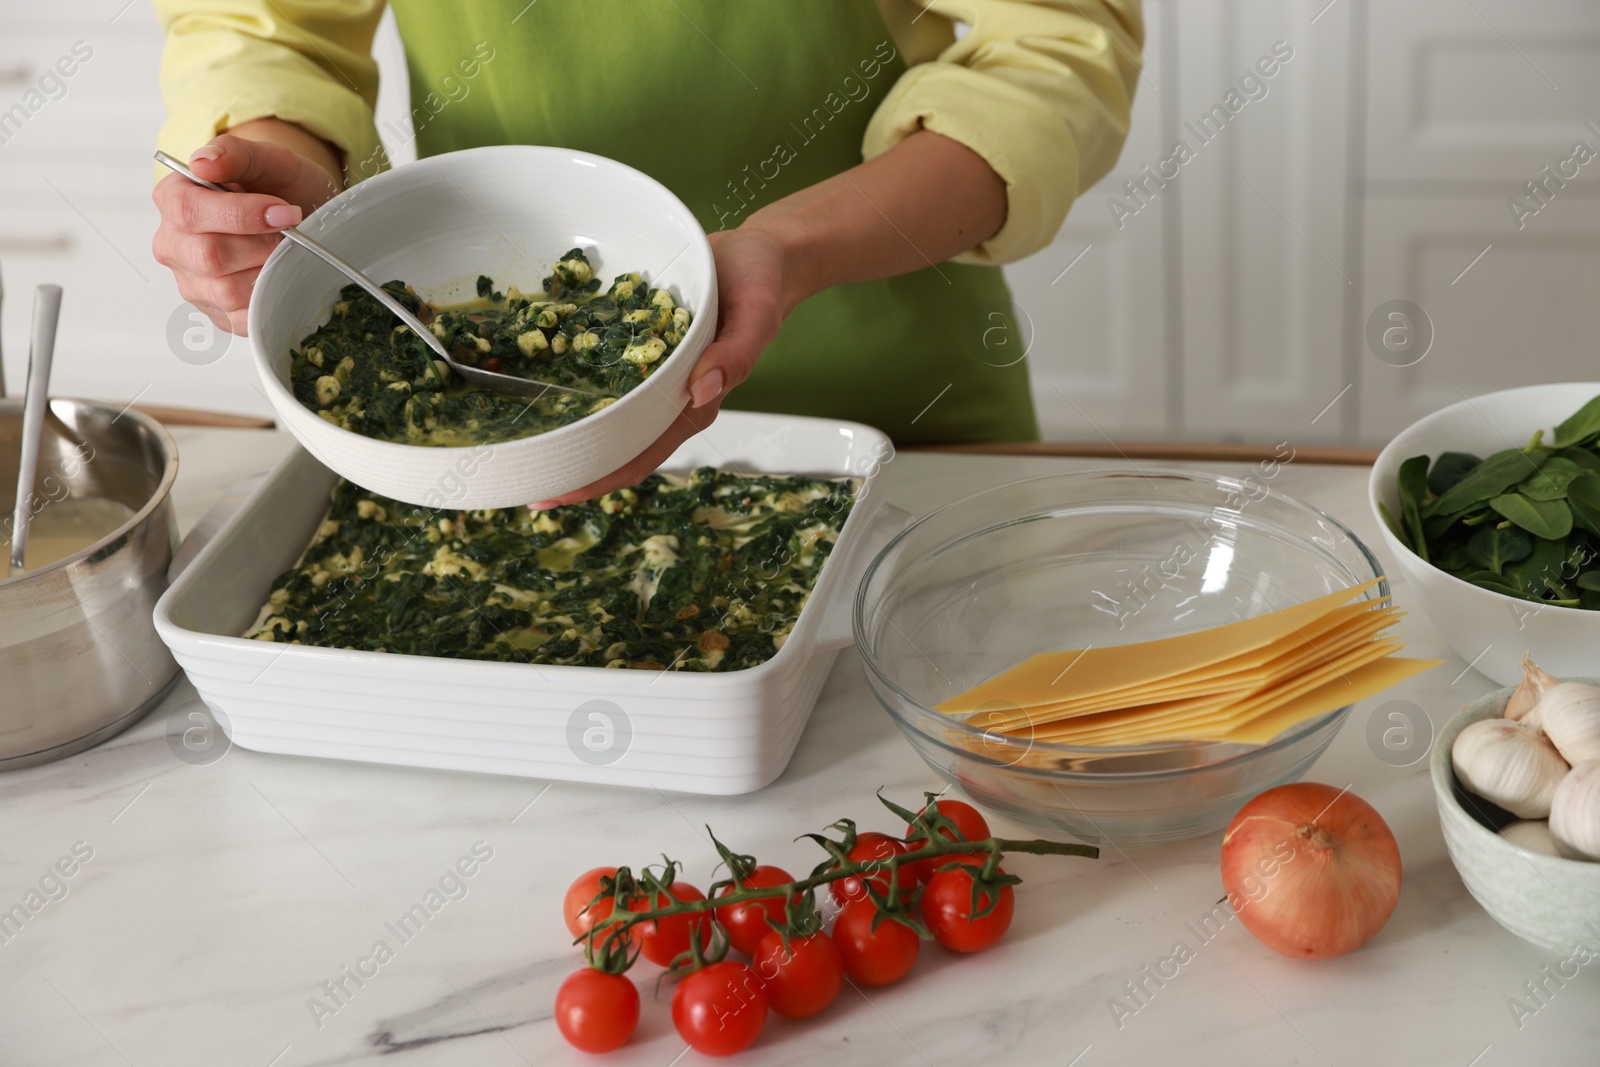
left=576, top=791, right=1100, bottom=976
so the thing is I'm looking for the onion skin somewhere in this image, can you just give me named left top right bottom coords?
left=1220, top=782, right=1402, bottom=960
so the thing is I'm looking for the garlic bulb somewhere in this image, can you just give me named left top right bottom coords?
left=1500, top=819, right=1562, bottom=857
left=1504, top=653, right=1559, bottom=726
left=1550, top=761, right=1600, bottom=862
left=1536, top=682, right=1600, bottom=764
left=1452, top=717, right=1569, bottom=818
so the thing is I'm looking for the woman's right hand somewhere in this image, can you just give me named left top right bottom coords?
left=152, top=126, right=344, bottom=336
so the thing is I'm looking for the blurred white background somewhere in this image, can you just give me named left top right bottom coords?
left=1, top=0, right=1596, bottom=446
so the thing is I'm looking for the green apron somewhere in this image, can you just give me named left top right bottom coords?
left=386, top=0, right=1039, bottom=443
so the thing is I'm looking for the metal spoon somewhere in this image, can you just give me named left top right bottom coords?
left=153, top=150, right=594, bottom=400
left=8, top=284, right=61, bottom=576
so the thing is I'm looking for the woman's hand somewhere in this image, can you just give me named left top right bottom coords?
left=525, top=224, right=792, bottom=509
left=526, top=129, right=1002, bottom=509
left=152, top=121, right=344, bottom=335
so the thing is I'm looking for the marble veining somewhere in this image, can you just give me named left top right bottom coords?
left=1, top=431, right=1597, bottom=1065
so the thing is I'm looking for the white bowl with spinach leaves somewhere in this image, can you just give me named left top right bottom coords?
left=1369, top=383, right=1600, bottom=686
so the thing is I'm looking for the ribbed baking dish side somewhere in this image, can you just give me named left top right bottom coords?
left=155, top=410, right=900, bottom=794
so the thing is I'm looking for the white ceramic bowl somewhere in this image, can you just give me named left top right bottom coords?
left=248, top=145, right=717, bottom=509
left=1431, top=685, right=1600, bottom=953
left=1369, top=382, right=1600, bottom=686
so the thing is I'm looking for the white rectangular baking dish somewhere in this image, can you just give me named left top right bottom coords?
left=154, top=411, right=901, bottom=794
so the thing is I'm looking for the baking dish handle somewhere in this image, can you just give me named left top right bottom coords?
left=814, top=504, right=913, bottom=651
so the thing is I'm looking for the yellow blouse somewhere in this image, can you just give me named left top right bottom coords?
left=152, top=0, right=1143, bottom=265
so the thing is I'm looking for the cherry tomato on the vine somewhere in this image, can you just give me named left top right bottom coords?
left=672, top=960, right=768, bottom=1056
left=905, top=800, right=991, bottom=885
left=922, top=866, right=1015, bottom=953
left=919, top=852, right=988, bottom=883
left=563, top=866, right=622, bottom=940
left=752, top=929, right=844, bottom=1019
left=714, top=864, right=795, bottom=956
left=832, top=900, right=921, bottom=986
left=829, top=833, right=912, bottom=907
left=635, top=882, right=713, bottom=966
left=554, top=968, right=639, bottom=1053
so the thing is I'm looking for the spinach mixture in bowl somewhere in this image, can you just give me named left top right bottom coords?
left=289, top=249, right=691, bottom=446
left=245, top=468, right=857, bottom=672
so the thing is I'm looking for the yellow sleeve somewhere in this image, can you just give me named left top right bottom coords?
left=152, top=0, right=387, bottom=184
left=867, top=0, right=1144, bottom=265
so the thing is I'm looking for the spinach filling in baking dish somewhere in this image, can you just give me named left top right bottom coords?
left=245, top=469, right=857, bottom=671
left=288, top=249, right=691, bottom=447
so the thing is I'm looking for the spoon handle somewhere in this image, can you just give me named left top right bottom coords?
left=152, top=152, right=452, bottom=360
left=152, top=151, right=592, bottom=399
left=9, top=284, right=61, bottom=574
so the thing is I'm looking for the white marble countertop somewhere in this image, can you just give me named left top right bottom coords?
left=3, top=429, right=1596, bottom=1067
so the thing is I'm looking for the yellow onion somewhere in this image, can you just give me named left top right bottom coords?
left=1220, top=782, right=1402, bottom=959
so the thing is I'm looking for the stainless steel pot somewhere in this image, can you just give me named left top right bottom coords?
left=1, top=398, right=181, bottom=768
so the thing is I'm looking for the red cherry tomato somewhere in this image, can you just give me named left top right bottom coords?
left=714, top=865, right=795, bottom=956
left=918, top=852, right=988, bottom=883
left=905, top=800, right=991, bottom=884
left=832, top=900, right=920, bottom=986
left=829, top=833, right=912, bottom=907
left=635, top=882, right=713, bottom=966
left=554, top=968, right=639, bottom=1053
left=922, top=866, right=1014, bottom=953
left=563, top=866, right=622, bottom=940
left=752, top=929, right=844, bottom=1019
left=672, top=961, right=768, bottom=1056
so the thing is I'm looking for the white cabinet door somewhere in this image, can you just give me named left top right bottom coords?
left=0, top=3, right=267, bottom=414
left=1366, top=0, right=1600, bottom=183
left=1174, top=0, right=1355, bottom=444
left=0, top=161, right=254, bottom=415
left=1012, top=0, right=1171, bottom=440
left=1356, top=195, right=1600, bottom=445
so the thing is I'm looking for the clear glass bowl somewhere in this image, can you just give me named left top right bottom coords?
left=854, top=467, right=1387, bottom=847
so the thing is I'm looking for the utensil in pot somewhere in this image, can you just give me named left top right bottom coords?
left=1, top=399, right=181, bottom=770
left=8, top=284, right=60, bottom=576
left=153, top=150, right=595, bottom=400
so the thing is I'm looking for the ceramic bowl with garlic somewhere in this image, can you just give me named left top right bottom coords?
left=1431, top=660, right=1600, bottom=952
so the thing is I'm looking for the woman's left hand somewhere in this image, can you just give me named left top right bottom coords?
left=526, top=224, right=791, bottom=509
left=525, top=129, right=1002, bottom=510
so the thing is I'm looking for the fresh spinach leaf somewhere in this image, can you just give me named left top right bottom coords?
left=1466, top=525, right=1532, bottom=574
left=1552, top=393, right=1600, bottom=448
left=1434, top=542, right=1471, bottom=572
left=1567, top=472, right=1600, bottom=536
left=1396, top=455, right=1431, bottom=562
left=1377, top=501, right=1409, bottom=550
left=1427, top=451, right=1482, bottom=496
left=1517, top=456, right=1586, bottom=501
left=1426, top=507, right=1485, bottom=539
left=1557, top=447, right=1600, bottom=473
left=1392, top=392, right=1600, bottom=609
left=1426, top=448, right=1545, bottom=517
left=1505, top=536, right=1568, bottom=598
left=1459, top=570, right=1543, bottom=601
left=1489, top=493, right=1573, bottom=540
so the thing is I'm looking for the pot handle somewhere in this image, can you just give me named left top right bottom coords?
left=814, top=504, right=913, bottom=651
left=167, top=471, right=270, bottom=583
